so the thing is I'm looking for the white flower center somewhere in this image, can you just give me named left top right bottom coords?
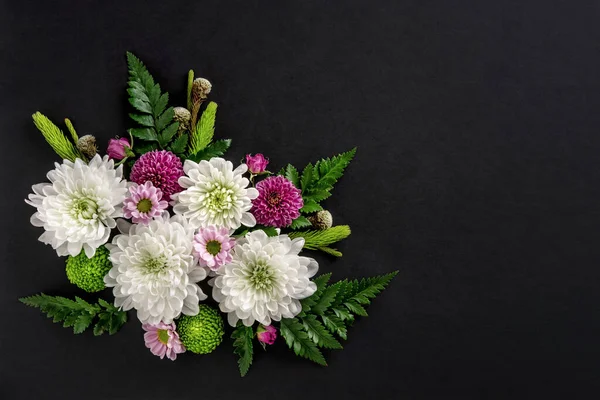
left=203, top=183, right=235, bottom=214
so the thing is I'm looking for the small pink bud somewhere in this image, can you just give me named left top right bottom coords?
left=256, top=324, right=277, bottom=345
left=107, top=137, right=131, bottom=160
left=245, top=153, right=269, bottom=174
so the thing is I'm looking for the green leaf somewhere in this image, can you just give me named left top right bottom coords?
left=170, top=134, right=189, bottom=154
left=32, top=112, right=80, bottom=162
left=20, top=294, right=127, bottom=336
left=300, top=163, right=315, bottom=192
left=285, top=164, right=300, bottom=188
left=301, top=315, right=343, bottom=349
left=300, top=200, right=323, bottom=214
left=288, top=226, right=351, bottom=250
left=344, top=301, right=368, bottom=317
left=311, top=283, right=341, bottom=315
left=128, top=128, right=158, bottom=142
left=317, top=247, right=343, bottom=257
left=187, top=69, right=194, bottom=110
left=159, top=122, right=179, bottom=147
left=126, top=52, right=179, bottom=149
left=280, top=318, right=327, bottom=366
left=321, top=314, right=348, bottom=340
left=189, top=101, right=218, bottom=155
left=300, top=273, right=332, bottom=314
left=129, top=113, right=154, bottom=127
left=290, top=216, right=311, bottom=230
left=231, top=324, right=254, bottom=377
left=188, top=139, right=231, bottom=162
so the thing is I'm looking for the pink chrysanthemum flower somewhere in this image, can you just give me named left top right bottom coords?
left=193, top=226, right=236, bottom=271
left=130, top=150, right=184, bottom=201
left=123, top=181, right=169, bottom=225
left=142, top=322, right=186, bottom=361
left=251, top=176, right=304, bottom=228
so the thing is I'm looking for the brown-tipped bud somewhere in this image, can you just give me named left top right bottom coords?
left=76, top=134, right=97, bottom=159
left=192, top=78, right=212, bottom=103
left=308, top=210, right=333, bottom=230
left=173, top=107, right=192, bottom=131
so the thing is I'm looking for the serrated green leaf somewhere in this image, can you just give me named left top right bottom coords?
left=129, top=113, right=154, bottom=127
left=300, top=200, right=323, bottom=214
left=155, top=107, right=175, bottom=132
left=170, top=134, right=188, bottom=154
left=280, top=318, right=327, bottom=366
left=285, top=164, right=300, bottom=188
left=188, top=139, right=231, bottom=162
left=189, top=101, right=218, bottom=155
left=129, top=98, right=152, bottom=114
left=231, top=324, right=254, bottom=377
left=290, top=216, right=311, bottom=230
left=301, top=315, right=343, bottom=349
left=344, top=301, right=368, bottom=317
left=127, top=88, right=149, bottom=103
left=129, top=128, right=158, bottom=142
left=321, top=314, right=348, bottom=340
left=153, top=93, right=169, bottom=116
left=159, top=122, right=179, bottom=147
left=73, top=313, right=94, bottom=334
left=300, top=163, right=314, bottom=192
left=312, top=283, right=341, bottom=315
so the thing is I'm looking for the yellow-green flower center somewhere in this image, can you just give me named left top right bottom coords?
left=206, top=240, right=222, bottom=256
left=144, top=256, right=166, bottom=273
left=203, top=183, right=234, bottom=214
left=137, top=198, right=153, bottom=213
left=71, top=197, right=98, bottom=220
left=157, top=329, right=170, bottom=345
left=249, top=262, right=275, bottom=291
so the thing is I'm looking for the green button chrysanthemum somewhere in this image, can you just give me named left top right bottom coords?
left=177, top=305, right=225, bottom=354
left=65, top=245, right=112, bottom=293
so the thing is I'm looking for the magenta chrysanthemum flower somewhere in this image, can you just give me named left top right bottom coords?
left=193, top=226, right=236, bottom=271
left=123, top=181, right=169, bottom=225
left=130, top=150, right=184, bottom=201
left=251, top=176, right=303, bottom=228
left=142, top=322, right=186, bottom=361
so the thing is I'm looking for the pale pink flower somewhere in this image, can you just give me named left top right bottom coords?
left=257, top=324, right=277, bottom=345
left=245, top=153, right=269, bottom=174
left=193, top=226, right=236, bottom=271
left=123, top=181, right=169, bottom=225
left=107, top=137, right=131, bottom=160
left=142, top=322, right=186, bottom=361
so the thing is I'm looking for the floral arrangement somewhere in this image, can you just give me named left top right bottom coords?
left=20, top=53, right=397, bottom=376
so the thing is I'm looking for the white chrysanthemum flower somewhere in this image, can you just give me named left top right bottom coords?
left=211, top=230, right=318, bottom=327
left=104, top=213, right=208, bottom=325
left=25, top=155, right=128, bottom=258
left=171, top=158, right=259, bottom=230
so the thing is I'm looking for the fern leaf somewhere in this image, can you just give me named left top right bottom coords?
left=280, top=318, right=327, bottom=366
left=285, top=164, right=300, bottom=188
left=231, top=324, right=254, bottom=377
left=290, top=216, right=312, bottom=230
left=301, top=315, right=343, bottom=349
left=188, top=139, right=231, bottom=162
left=189, top=101, right=217, bottom=155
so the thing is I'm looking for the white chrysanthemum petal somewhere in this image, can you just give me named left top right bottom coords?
left=172, top=157, right=257, bottom=230
left=104, top=214, right=207, bottom=324
left=25, top=155, right=128, bottom=257
left=211, top=231, right=319, bottom=327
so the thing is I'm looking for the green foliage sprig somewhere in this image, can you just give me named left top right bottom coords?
left=280, top=148, right=356, bottom=230
left=231, top=324, right=254, bottom=377
left=126, top=52, right=180, bottom=151
left=32, top=112, right=81, bottom=162
left=288, top=225, right=351, bottom=257
left=280, top=271, right=398, bottom=366
left=189, top=101, right=217, bottom=155
left=19, top=293, right=127, bottom=335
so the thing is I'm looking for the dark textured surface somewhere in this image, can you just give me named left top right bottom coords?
left=1, top=1, right=599, bottom=399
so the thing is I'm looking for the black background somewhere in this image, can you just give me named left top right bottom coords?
left=1, top=1, right=599, bottom=399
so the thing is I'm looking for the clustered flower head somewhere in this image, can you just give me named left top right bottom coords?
left=123, top=181, right=169, bottom=225
left=193, top=226, right=236, bottom=271
left=130, top=150, right=184, bottom=201
left=251, top=175, right=304, bottom=228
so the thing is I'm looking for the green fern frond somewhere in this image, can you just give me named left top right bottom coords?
left=32, top=112, right=80, bottom=162
left=19, top=293, right=127, bottom=335
left=231, top=324, right=254, bottom=377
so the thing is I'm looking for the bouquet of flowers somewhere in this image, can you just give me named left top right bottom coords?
left=20, top=53, right=397, bottom=376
